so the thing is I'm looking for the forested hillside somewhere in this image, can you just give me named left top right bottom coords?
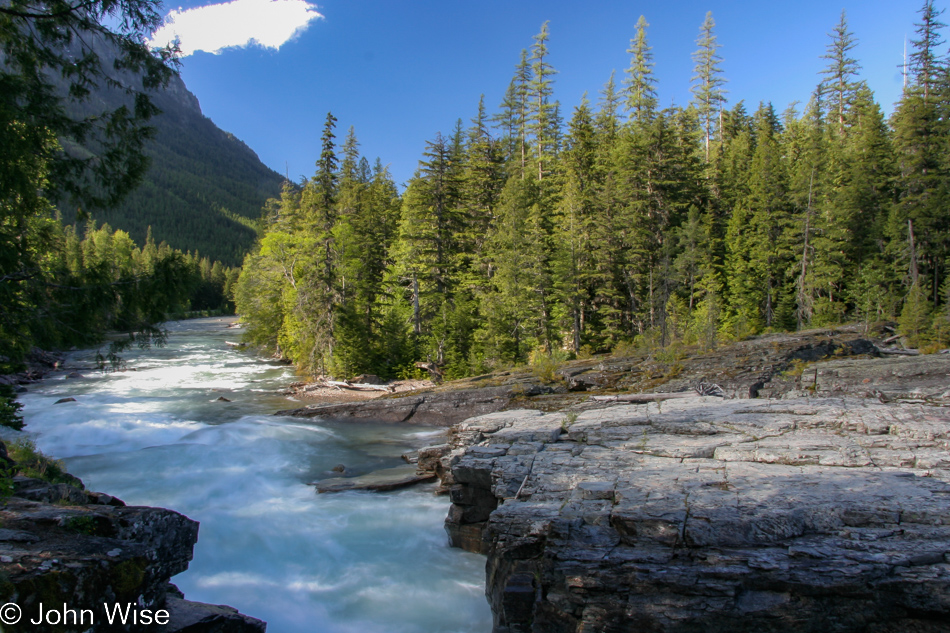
left=95, top=83, right=285, bottom=265
left=55, top=38, right=285, bottom=266
left=236, top=5, right=950, bottom=380
left=1, top=0, right=242, bottom=379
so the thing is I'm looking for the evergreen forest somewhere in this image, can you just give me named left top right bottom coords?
left=1, top=0, right=244, bottom=379
left=50, top=36, right=285, bottom=267
left=2, top=216, right=238, bottom=366
left=89, top=96, right=285, bottom=267
left=244, top=6, right=947, bottom=378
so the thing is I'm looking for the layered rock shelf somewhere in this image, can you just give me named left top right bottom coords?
left=0, top=475, right=265, bottom=632
left=276, top=384, right=549, bottom=425
left=433, top=355, right=950, bottom=632
left=274, top=327, right=950, bottom=631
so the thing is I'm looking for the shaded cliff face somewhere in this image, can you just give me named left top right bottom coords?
left=53, top=36, right=283, bottom=266
left=433, top=354, right=950, bottom=633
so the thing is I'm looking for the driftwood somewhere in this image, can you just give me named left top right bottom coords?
left=875, top=346, right=920, bottom=356
left=415, top=362, right=444, bottom=382
left=225, top=341, right=246, bottom=348
left=591, top=383, right=724, bottom=403
left=322, top=380, right=392, bottom=392
left=590, top=392, right=697, bottom=403
left=881, top=334, right=902, bottom=344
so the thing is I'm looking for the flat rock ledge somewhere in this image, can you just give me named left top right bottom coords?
left=0, top=477, right=265, bottom=632
left=311, top=465, right=437, bottom=493
left=276, top=384, right=552, bottom=426
left=437, top=395, right=950, bottom=633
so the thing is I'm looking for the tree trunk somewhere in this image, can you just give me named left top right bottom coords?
left=412, top=273, right=420, bottom=335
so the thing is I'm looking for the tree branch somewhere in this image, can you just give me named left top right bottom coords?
left=0, top=1, right=98, bottom=20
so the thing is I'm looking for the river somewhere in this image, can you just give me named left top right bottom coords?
left=14, top=317, right=492, bottom=633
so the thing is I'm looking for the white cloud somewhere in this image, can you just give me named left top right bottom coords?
left=149, top=0, right=323, bottom=56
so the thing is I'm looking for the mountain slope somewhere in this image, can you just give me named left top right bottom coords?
left=70, top=49, right=285, bottom=266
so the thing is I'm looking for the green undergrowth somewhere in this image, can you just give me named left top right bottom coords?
left=0, top=385, right=24, bottom=431
left=6, top=438, right=82, bottom=489
left=529, top=348, right=570, bottom=383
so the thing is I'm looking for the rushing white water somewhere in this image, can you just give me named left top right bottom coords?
left=15, top=317, right=492, bottom=633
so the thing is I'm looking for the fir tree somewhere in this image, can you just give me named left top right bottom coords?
left=888, top=0, right=950, bottom=306
left=554, top=98, right=598, bottom=352
left=624, top=15, right=658, bottom=123
left=529, top=21, right=558, bottom=182
left=461, top=96, right=504, bottom=278
left=725, top=103, right=790, bottom=332
left=906, top=1, right=946, bottom=101
left=819, top=11, right=861, bottom=135
left=492, top=80, right=520, bottom=163
left=690, top=11, right=727, bottom=161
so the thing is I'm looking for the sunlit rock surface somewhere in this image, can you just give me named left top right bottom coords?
left=438, top=368, right=950, bottom=632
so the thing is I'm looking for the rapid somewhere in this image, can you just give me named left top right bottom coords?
left=14, top=317, right=492, bottom=633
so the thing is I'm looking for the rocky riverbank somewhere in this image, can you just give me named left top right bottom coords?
left=426, top=352, right=950, bottom=632
left=274, top=326, right=950, bottom=631
left=0, top=442, right=266, bottom=633
left=275, top=325, right=910, bottom=425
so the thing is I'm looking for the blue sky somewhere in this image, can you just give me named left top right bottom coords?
left=150, top=0, right=932, bottom=188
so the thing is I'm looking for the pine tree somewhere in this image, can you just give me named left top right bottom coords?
left=393, top=133, right=464, bottom=364
left=461, top=96, right=504, bottom=277
left=596, top=72, right=622, bottom=138
left=725, top=103, right=791, bottom=333
left=512, top=50, right=533, bottom=178
left=294, top=112, right=341, bottom=371
left=819, top=11, right=861, bottom=135
left=888, top=0, right=950, bottom=307
left=554, top=98, right=598, bottom=352
left=907, top=1, right=946, bottom=101
left=492, top=81, right=520, bottom=163
left=482, top=176, right=552, bottom=363
left=899, top=282, right=933, bottom=347
left=690, top=11, right=727, bottom=161
left=834, top=86, right=894, bottom=268
left=615, top=109, right=700, bottom=337
left=529, top=21, right=558, bottom=182
left=624, top=15, right=658, bottom=123
left=333, top=131, right=401, bottom=376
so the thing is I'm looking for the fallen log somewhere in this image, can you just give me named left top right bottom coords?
left=415, top=362, right=444, bottom=382
left=590, top=392, right=697, bottom=403
left=875, top=346, right=920, bottom=356
left=322, top=380, right=392, bottom=392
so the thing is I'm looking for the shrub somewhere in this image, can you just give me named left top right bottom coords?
left=0, top=385, right=24, bottom=431
left=529, top=348, right=568, bottom=383
left=6, top=439, right=81, bottom=488
left=898, top=283, right=933, bottom=348
left=611, top=339, right=638, bottom=358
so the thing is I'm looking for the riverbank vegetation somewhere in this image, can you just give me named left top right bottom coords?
left=1, top=217, right=238, bottom=371
left=237, top=4, right=950, bottom=380
left=0, top=0, right=241, bottom=376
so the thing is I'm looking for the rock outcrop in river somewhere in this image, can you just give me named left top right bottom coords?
left=275, top=326, right=950, bottom=632
left=431, top=352, right=950, bottom=632
left=0, top=451, right=266, bottom=633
